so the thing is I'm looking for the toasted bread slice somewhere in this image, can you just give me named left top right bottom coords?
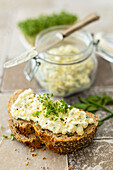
left=34, top=112, right=98, bottom=154
left=8, top=90, right=43, bottom=148
left=8, top=90, right=98, bottom=154
left=9, top=119, right=43, bottom=148
left=10, top=118, right=34, bottom=136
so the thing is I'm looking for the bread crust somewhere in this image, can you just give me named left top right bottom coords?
left=8, top=90, right=98, bottom=154
left=8, top=90, right=43, bottom=148
left=34, top=112, right=98, bottom=154
left=9, top=119, right=42, bottom=148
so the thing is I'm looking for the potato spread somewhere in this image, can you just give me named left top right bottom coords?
left=34, top=45, right=94, bottom=96
left=11, top=89, right=94, bottom=135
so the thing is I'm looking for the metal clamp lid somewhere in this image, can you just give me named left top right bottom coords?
left=24, top=58, right=41, bottom=81
left=94, top=32, right=113, bottom=63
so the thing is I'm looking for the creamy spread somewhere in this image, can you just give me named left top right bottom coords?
left=11, top=89, right=94, bottom=136
left=34, top=45, right=95, bottom=96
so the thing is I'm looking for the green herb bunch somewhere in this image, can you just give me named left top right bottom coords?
left=33, top=93, right=73, bottom=121
left=73, top=93, right=113, bottom=126
left=18, top=11, right=78, bottom=37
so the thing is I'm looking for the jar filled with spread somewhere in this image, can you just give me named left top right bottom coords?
left=24, top=26, right=113, bottom=97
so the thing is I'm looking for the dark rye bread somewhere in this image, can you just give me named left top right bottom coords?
left=8, top=90, right=43, bottom=148
left=33, top=112, right=98, bottom=154
left=9, top=119, right=42, bottom=148
left=11, top=118, right=34, bottom=136
left=8, top=90, right=99, bottom=154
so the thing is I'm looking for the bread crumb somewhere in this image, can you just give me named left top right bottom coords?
left=43, top=157, right=46, bottom=160
left=14, top=149, right=17, bottom=151
left=32, top=153, right=37, bottom=157
left=25, top=161, right=29, bottom=166
left=29, top=147, right=35, bottom=152
left=41, top=148, right=46, bottom=151
left=68, top=166, right=72, bottom=170
left=26, top=157, right=30, bottom=160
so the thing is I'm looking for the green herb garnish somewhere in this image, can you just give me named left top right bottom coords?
left=73, top=93, right=113, bottom=126
left=10, top=134, right=14, bottom=141
left=50, top=117, right=54, bottom=121
left=43, top=114, right=49, bottom=118
left=54, top=118, right=58, bottom=121
left=37, top=93, right=73, bottom=119
left=60, top=118, right=64, bottom=121
left=35, top=122, right=38, bottom=126
left=69, top=106, right=73, bottom=110
left=47, top=109, right=52, bottom=114
left=73, top=103, right=88, bottom=111
left=32, top=111, right=41, bottom=117
left=50, top=93, right=54, bottom=97
left=2, top=135, right=8, bottom=139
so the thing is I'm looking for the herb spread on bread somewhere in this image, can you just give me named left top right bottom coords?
left=11, top=89, right=94, bottom=135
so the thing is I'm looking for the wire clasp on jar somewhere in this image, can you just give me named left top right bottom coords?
left=24, top=57, right=41, bottom=81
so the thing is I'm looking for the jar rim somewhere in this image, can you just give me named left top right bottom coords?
left=35, top=25, right=94, bottom=64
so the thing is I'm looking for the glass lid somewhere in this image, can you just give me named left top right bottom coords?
left=94, top=32, right=113, bottom=63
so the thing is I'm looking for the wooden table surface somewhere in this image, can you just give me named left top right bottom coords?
left=0, top=0, right=113, bottom=170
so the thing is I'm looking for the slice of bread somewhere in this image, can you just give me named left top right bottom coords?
left=9, top=119, right=43, bottom=148
left=33, top=111, right=98, bottom=154
left=8, top=90, right=98, bottom=154
left=8, top=90, right=43, bottom=148
left=11, top=118, right=34, bottom=136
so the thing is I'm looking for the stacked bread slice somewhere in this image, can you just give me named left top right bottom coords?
left=8, top=90, right=98, bottom=154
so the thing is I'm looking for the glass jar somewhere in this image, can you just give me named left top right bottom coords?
left=24, top=26, right=113, bottom=97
